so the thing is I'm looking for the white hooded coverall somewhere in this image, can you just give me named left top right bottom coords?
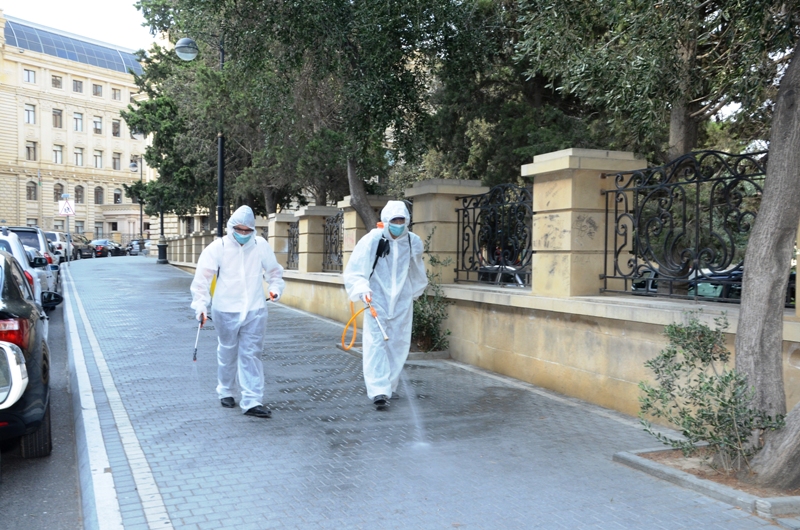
left=343, top=201, right=428, bottom=399
left=190, top=206, right=285, bottom=411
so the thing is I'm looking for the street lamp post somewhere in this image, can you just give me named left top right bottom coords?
left=129, top=156, right=145, bottom=255
left=176, top=36, right=225, bottom=238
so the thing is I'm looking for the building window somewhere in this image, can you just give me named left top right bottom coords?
left=112, top=88, right=121, bottom=101
left=53, top=109, right=63, bottom=128
left=110, top=222, right=118, bottom=232
left=24, top=104, right=35, bottom=124
left=52, top=75, right=62, bottom=89
left=112, top=119, right=121, bottom=137
left=94, top=187, right=104, bottom=205
left=93, top=116, right=102, bottom=134
left=75, top=220, right=84, bottom=233
left=24, top=69, right=35, bottom=83
left=27, top=218, right=37, bottom=227
left=73, top=80, right=83, bottom=93
left=112, top=152, right=121, bottom=170
left=53, top=183, right=64, bottom=202
left=74, top=112, right=83, bottom=131
left=93, top=84, right=103, bottom=97
left=94, top=150, right=103, bottom=168
left=54, top=219, right=64, bottom=231
left=26, top=182, right=37, bottom=200
left=74, top=186, right=84, bottom=204
left=74, top=147, right=83, bottom=166
left=94, top=223, right=103, bottom=237
left=25, top=141, right=37, bottom=161
left=114, top=189, right=122, bottom=204
left=53, top=145, right=63, bottom=164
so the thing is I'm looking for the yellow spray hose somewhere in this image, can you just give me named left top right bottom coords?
left=341, top=300, right=390, bottom=350
left=341, top=301, right=366, bottom=351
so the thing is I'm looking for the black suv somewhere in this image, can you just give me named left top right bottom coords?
left=0, top=251, right=62, bottom=460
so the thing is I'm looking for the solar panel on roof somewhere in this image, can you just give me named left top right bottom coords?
left=3, top=20, right=143, bottom=75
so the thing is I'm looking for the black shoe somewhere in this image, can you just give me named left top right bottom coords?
left=244, top=406, right=272, bottom=418
left=373, top=395, right=389, bottom=409
left=220, top=397, right=235, bottom=408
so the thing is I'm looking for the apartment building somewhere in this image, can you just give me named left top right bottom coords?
left=0, top=10, right=153, bottom=241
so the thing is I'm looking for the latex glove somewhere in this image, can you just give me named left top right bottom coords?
left=196, top=308, right=207, bottom=328
left=360, top=292, right=372, bottom=305
left=269, top=291, right=280, bottom=302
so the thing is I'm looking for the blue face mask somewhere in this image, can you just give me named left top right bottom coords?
left=388, top=223, right=406, bottom=237
left=233, top=232, right=252, bottom=245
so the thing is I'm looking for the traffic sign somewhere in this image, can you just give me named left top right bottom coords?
left=58, top=200, right=76, bottom=216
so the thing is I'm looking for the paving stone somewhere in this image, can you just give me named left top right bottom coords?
left=64, top=258, right=776, bottom=529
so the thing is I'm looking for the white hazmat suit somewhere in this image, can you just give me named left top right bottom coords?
left=343, top=201, right=428, bottom=401
left=190, top=206, right=285, bottom=412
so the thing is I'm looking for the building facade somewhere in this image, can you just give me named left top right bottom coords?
left=0, top=11, right=154, bottom=242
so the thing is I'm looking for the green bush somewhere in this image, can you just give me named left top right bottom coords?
left=411, top=229, right=453, bottom=352
left=639, top=312, right=784, bottom=472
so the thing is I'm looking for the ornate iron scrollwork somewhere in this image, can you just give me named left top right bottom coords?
left=322, top=211, right=344, bottom=272
left=455, top=183, right=533, bottom=287
left=601, top=150, right=788, bottom=305
left=286, top=221, right=299, bottom=271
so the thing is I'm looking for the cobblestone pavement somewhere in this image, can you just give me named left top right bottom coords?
left=63, top=257, right=774, bottom=529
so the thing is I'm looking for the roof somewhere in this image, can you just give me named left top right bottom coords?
left=4, top=16, right=143, bottom=75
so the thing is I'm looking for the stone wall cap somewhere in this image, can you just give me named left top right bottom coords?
left=337, top=195, right=392, bottom=209
left=294, top=205, right=342, bottom=217
left=521, top=149, right=646, bottom=177
left=268, top=213, right=298, bottom=222
left=405, top=179, right=490, bottom=198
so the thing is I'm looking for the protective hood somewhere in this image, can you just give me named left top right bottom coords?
left=226, top=205, right=256, bottom=234
left=380, top=201, right=410, bottom=239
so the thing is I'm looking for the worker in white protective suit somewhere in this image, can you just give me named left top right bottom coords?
left=343, top=201, right=428, bottom=409
left=190, top=205, right=284, bottom=418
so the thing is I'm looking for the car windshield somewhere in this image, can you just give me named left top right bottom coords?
left=45, top=232, right=57, bottom=241
left=12, top=230, right=40, bottom=249
left=91, top=240, right=108, bottom=245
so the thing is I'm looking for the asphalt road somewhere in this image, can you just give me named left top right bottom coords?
left=0, top=299, right=82, bottom=529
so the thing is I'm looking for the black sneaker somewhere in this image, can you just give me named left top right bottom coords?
left=373, top=395, right=389, bottom=409
left=220, top=397, right=235, bottom=408
left=244, top=406, right=272, bottom=418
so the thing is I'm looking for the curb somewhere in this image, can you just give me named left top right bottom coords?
left=614, top=448, right=800, bottom=525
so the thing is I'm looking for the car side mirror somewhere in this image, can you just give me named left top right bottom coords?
left=41, top=291, right=63, bottom=309
left=32, top=257, right=48, bottom=268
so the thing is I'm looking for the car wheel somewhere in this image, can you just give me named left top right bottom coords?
left=20, top=401, right=52, bottom=458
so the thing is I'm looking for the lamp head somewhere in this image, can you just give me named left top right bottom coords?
left=175, top=38, right=199, bottom=61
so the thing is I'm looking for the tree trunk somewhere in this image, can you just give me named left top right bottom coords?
left=347, top=157, right=379, bottom=228
left=736, top=43, right=800, bottom=488
left=208, top=202, right=217, bottom=232
left=668, top=99, right=698, bottom=161
left=314, top=186, right=327, bottom=206
left=264, top=188, right=277, bottom=215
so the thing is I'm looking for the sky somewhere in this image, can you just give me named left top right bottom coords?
left=3, top=0, right=159, bottom=51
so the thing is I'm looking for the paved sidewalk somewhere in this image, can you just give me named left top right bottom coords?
left=62, top=257, right=772, bottom=530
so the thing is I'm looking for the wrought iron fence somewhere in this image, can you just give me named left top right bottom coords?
left=322, top=211, right=344, bottom=272
left=601, top=150, right=795, bottom=307
left=455, top=183, right=533, bottom=287
left=286, top=221, right=299, bottom=270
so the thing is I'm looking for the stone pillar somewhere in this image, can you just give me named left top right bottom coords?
left=294, top=206, right=341, bottom=273
left=337, top=195, right=391, bottom=270
left=404, top=179, right=489, bottom=282
left=521, top=148, right=645, bottom=297
left=267, top=213, right=296, bottom=268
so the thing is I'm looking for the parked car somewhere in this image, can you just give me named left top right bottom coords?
left=0, top=250, right=63, bottom=460
left=0, top=229, right=46, bottom=306
left=126, top=240, right=140, bottom=256
left=71, top=233, right=94, bottom=259
left=90, top=239, right=126, bottom=257
left=44, top=231, right=71, bottom=263
left=24, top=246, right=59, bottom=297
left=8, top=227, right=60, bottom=294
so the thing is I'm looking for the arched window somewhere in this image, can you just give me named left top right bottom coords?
left=53, top=183, right=64, bottom=202
left=74, top=185, right=84, bottom=204
left=26, top=181, right=37, bottom=201
left=94, top=186, right=104, bottom=205
left=114, top=188, right=122, bottom=204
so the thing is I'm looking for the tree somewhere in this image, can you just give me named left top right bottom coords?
left=515, top=0, right=799, bottom=161
left=735, top=41, right=800, bottom=489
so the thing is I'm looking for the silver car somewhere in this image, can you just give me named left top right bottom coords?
left=0, top=230, right=46, bottom=306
